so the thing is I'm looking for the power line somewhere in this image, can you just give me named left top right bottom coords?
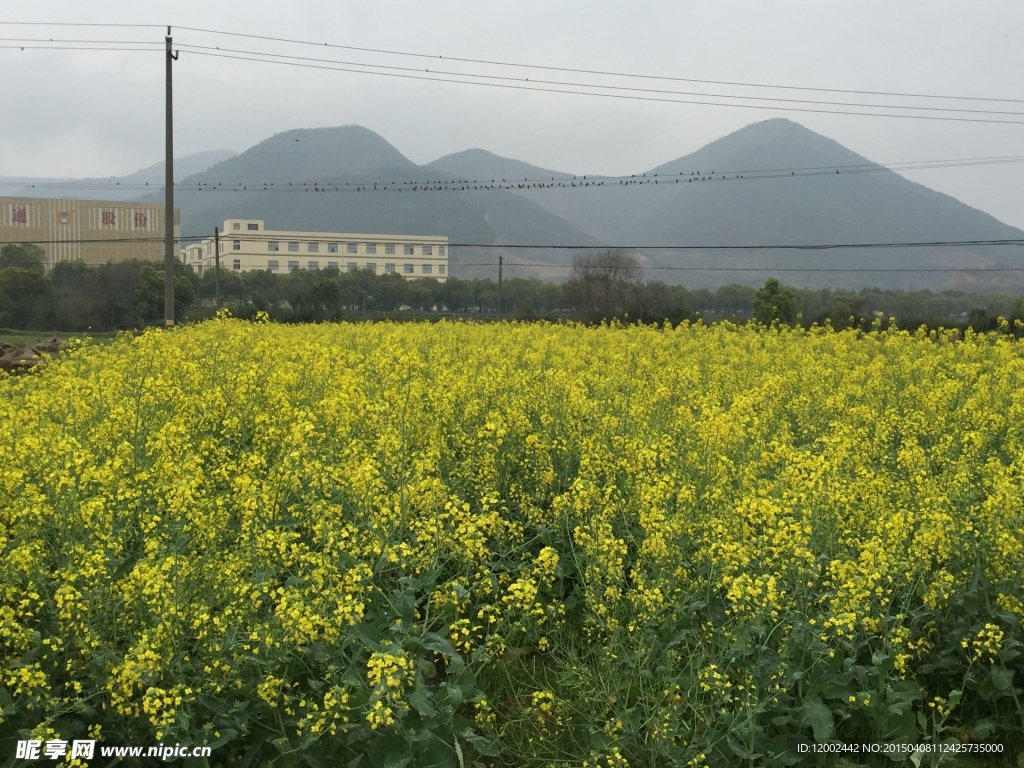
left=448, top=240, right=1024, bottom=251
left=0, top=37, right=164, bottom=44
left=174, top=233, right=1024, bottom=249
left=3, top=154, right=1024, bottom=195
left=461, top=263, right=1024, bottom=273
left=182, top=49, right=1024, bottom=126
left=174, top=25, right=1024, bottom=106
left=0, top=44, right=163, bottom=52
left=5, top=235, right=1022, bottom=251
left=174, top=43, right=1024, bottom=118
left=0, top=22, right=165, bottom=28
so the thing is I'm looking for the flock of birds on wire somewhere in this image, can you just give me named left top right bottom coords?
left=173, top=168, right=850, bottom=193
left=10, top=165, right=870, bottom=195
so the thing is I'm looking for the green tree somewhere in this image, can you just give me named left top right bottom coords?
left=751, top=278, right=797, bottom=325
left=0, top=268, right=50, bottom=328
left=135, top=266, right=196, bottom=326
left=0, top=243, right=45, bottom=274
left=567, top=249, right=641, bottom=321
left=374, top=272, right=408, bottom=312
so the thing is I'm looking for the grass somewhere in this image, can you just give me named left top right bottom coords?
left=0, top=329, right=120, bottom=346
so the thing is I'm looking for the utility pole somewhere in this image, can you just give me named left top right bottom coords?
left=214, top=226, right=221, bottom=307
left=497, top=255, right=503, bottom=321
left=164, top=27, right=178, bottom=327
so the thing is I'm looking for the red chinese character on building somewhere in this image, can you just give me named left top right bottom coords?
left=134, top=212, right=148, bottom=227
left=11, top=208, right=26, bottom=224
left=102, top=211, right=116, bottom=226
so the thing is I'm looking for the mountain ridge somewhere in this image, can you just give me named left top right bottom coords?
left=7, top=120, right=1022, bottom=289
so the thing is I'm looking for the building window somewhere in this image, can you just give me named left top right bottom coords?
left=288, top=260, right=299, bottom=272
left=422, top=245, right=432, bottom=256
left=366, top=243, right=377, bottom=254
left=403, top=263, right=414, bottom=274
left=347, top=243, right=358, bottom=254
left=247, top=222, right=258, bottom=230
left=288, top=241, right=299, bottom=252
left=366, top=262, right=377, bottom=273
left=422, top=264, right=433, bottom=274
left=197, top=265, right=203, bottom=276
left=404, top=245, right=414, bottom=255
left=327, top=261, right=338, bottom=269
left=308, top=260, right=319, bottom=270
left=328, top=242, right=338, bottom=253
left=347, top=261, right=358, bottom=272
left=268, top=241, right=279, bottom=251
left=268, top=260, right=279, bottom=271
left=308, top=242, right=319, bottom=253
left=232, top=259, right=240, bottom=270
left=232, top=222, right=240, bottom=230
left=385, top=243, right=396, bottom=255
left=439, top=264, right=446, bottom=275
left=233, top=240, right=241, bottom=250
left=385, top=263, right=395, bottom=273
left=439, top=246, right=446, bottom=256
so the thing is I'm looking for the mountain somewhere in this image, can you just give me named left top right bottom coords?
left=423, top=120, right=1024, bottom=289
left=162, top=127, right=597, bottom=277
left=8, top=120, right=1023, bottom=288
left=1, top=150, right=237, bottom=200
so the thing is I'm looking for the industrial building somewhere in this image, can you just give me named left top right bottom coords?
left=0, top=196, right=179, bottom=268
left=183, top=219, right=448, bottom=280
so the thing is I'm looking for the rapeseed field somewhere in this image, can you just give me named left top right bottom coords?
left=1, top=317, right=1022, bottom=766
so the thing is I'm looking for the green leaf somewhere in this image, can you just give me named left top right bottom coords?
left=408, top=687, right=437, bottom=717
left=440, top=682, right=464, bottom=707
left=384, top=753, right=412, bottom=768
left=726, top=732, right=760, bottom=760
left=422, top=632, right=458, bottom=658
left=204, top=728, right=238, bottom=750
left=355, top=621, right=386, bottom=650
left=972, top=718, right=995, bottom=739
left=991, top=665, right=1013, bottom=691
left=802, top=694, right=834, bottom=742
left=947, top=689, right=961, bottom=710
left=457, top=728, right=496, bottom=756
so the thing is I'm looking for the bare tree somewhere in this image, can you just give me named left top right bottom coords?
left=567, top=249, right=641, bottom=321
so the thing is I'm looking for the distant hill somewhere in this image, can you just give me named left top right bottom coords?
left=161, top=127, right=597, bottom=278
left=425, top=119, right=1024, bottom=289
left=1, top=150, right=237, bottom=200
left=8, top=120, right=1024, bottom=288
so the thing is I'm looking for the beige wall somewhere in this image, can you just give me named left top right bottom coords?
left=0, top=196, right=180, bottom=268
left=184, top=219, right=449, bottom=281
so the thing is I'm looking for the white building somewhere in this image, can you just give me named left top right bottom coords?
left=183, top=219, right=448, bottom=280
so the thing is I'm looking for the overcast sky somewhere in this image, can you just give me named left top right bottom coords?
left=2, top=1, right=1023, bottom=229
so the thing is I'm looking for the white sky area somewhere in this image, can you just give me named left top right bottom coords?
left=1, top=1, right=1023, bottom=229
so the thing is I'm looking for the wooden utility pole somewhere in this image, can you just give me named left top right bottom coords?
left=497, top=255, right=503, bottom=321
left=164, top=28, right=178, bottom=327
left=214, top=226, right=221, bottom=307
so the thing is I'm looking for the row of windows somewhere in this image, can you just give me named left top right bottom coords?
left=231, top=222, right=260, bottom=231
left=252, top=260, right=447, bottom=275
left=258, top=241, right=442, bottom=256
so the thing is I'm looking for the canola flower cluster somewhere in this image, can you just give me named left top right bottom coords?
left=0, top=318, right=1022, bottom=766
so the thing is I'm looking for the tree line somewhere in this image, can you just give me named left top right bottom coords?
left=2, top=244, right=1022, bottom=333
